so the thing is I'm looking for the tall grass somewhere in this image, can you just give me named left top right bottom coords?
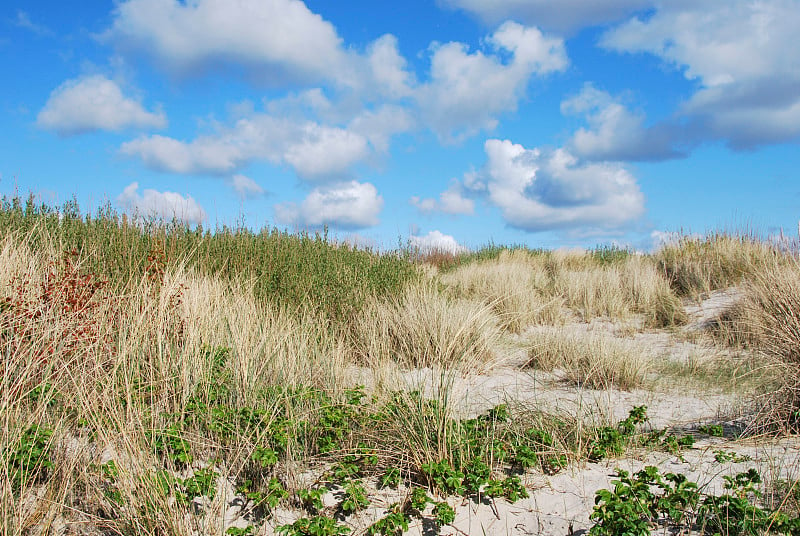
left=526, top=327, right=649, bottom=390
left=0, top=195, right=419, bottom=325
left=440, top=250, right=566, bottom=332
left=722, top=259, right=800, bottom=434
left=6, top=195, right=800, bottom=534
left=352, top=283, right=501, bottom=369
left=655, top=233, right=778, bottom=298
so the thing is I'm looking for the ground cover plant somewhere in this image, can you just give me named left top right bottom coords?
left=2, top=194, right=799, bottom=535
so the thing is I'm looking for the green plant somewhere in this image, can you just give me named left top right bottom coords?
left=226, top=527, right=255, bottom=536
left=147, top=424, right=193, bottom=466
left=421, top=460, right=465, bottom=495
left=252, top=446, right=279, bottom=468
left=5, top=424, right=54, bottom=493
left=409, top=487, right=429, bottom=511
left=331, top=460, right=360, bottom=482
left=367, top=506, right=410, bottom=536
left=340, top=479, right=369, bottom=515
left=589, top=468, right=660, bottom=536
left=237, top=476, right=287, bottom=510
left=700, top=469, right=769, bottom=536
left=27, top=382, right=60, bottom=407
left=713, top=450, right=752, bottom=464
left=699, top=424, right=725, bottom=437
left=484, top=476, right=529, bottom=502
left=590, top=466, right=800, bottom=536
left=461, top=458, right=490, bottom=494
left=100, top=460, right=123, bottom=505
left=277, top=516, right=350, bottom=536
left=588, top=406, right=648, bottom=462
left=432, top=502, right=455, bottom=526
left=299, top=487, right=327, bottom=513
left=182, top=467, right=219, bottom=503
left=379, top=467, right=401, bottom=489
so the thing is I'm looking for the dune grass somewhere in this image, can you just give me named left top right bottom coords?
left=525, top=327, right=648, bottom=391
left=352, top=282, right=501, bottom=369
left=718, top=258, right=800, bottom=434
left=439, top=250, right=566, bottom=332
left=3, top=195, right=800, bottom=534
left=0, top=195, right=419, bottom=326
left=654, top=232, right=779, bottom=298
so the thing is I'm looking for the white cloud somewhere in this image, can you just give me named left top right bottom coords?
left=416, top=21, right=567, bottom=140
left=441, top=0, right=652, bottom=33
left=37, top=75, right=166, bottom=136
left=284, top=124, right=369, bottom=178
left=561, top=84, right=681, bottom=161
left=228, top=174, right=265, bottom=200
left=408, top=230, right=467, bottom=254
left=410, top=182, right=475, bottom=215
left=102, top=0, right=353, bottom=86
left=120, top=113, right=370, bottom=179
left=347, top=105, right=415, bottom=153
left=462, top=139, right=644, bottom=232
left=274, top=181, right=383, bottom=229
left=116, top=182, right=206, bottom=224
left=366, top=34, right=416, bottom=99
left=601, top=0, right=800, bottom=149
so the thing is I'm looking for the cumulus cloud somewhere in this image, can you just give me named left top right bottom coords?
left=366, top=34, right=416, bottom=99
left=116, top=182, right=206, bottom=224
left=120, top=113, right=370, bottom=179
left=101, top=0, right=353, bottom=86
left=416, top=21, right=568, bottom=140
left=561, top=84, right=683, bottom=161
left=228, top=174, right=265, bottom=200
left=347, top=105, right=415, bottom=153
left=441, top=0, right=652, bottom=33
left=601, top=0, right=800, bottom=149
left=102, top=0, right=420, bottom=97
left=410, top=182, right=475, bottom=215
left=274, top=181, right=383, bottom=229
left=283, top=125, right=369, bottom=178
left=37, top=75, right=166, bottom=136
left=460, top=139, right=644, bottom=232
left=408, top=230, right=467, bottom=254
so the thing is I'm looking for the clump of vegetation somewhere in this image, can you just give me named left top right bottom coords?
left=526, top=327, right=649, bottom=390
left=439, top=250, right=565, bottom=332
left=591, top=466, right=800, bottom=536
left=654, top=233, right=776, bottom=298
left=3, top=194, right=799, bottom=534
left=353, top=283, right=501, bottom=369
left=727, top=259, right=800, bottom=434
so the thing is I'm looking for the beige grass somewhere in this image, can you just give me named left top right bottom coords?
left=550, top=255, right=686, bottom=326
left=655, top=233, right=777, bottom=298
left=353, top=282, right=501, bottom=370
left=525, top=327, right=649, bottom=390
left=440, top=250, right=566, bottom=332
left=730, top=259, right=800, bottom=433
left=0, top=235, right=361, bottom=535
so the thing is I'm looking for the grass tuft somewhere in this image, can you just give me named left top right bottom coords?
left=526, top=327, right=649, bottom=390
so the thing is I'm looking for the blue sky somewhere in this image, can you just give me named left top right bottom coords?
left=1, top=0, right=799, bottom=252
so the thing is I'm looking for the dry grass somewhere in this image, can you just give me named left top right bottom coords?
left=549, top=255, right=686, bottom=327
left=440, top=250, right=565, bottom=332
left=525, top=327, right=649, bottom=390
left=655, top=233, right=778, bottom=298
left=6, top=208, right=800, bottom=534
left=729, top=259, right=800, bottom=434
left=439, top=248, right=685, bottom=330
left=0, top=233, right=361, bottom=535
left=353, top=282, right=501, bottom=369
